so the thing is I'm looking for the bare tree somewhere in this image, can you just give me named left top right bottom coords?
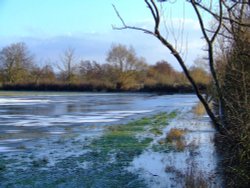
left=113, top=1, right=250, bottom=185
left=58, top=48, right=78, bottom=83
left=78, top=60, right=104, bottom=81
left=113, top=0, right=249, bottom=132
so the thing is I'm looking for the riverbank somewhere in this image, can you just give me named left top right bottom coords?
left=0, top=82, right=207, bottom=93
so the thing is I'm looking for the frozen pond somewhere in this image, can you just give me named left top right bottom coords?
left=0, top=92, right=197, bottom=152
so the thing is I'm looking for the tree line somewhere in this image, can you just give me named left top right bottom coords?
left=0, top=43, right=210, bottom=92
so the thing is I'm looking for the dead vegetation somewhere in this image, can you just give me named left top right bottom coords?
left=166, top=128, right=186, bottom=142
left=166, top=128, right=187, bottom=151
left=184, top=167, right=210, bottom=188
left=193, top=102, right=206, bottom=116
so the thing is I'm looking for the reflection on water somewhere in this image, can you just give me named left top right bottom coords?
left=0, top=92, right=198, bottom=152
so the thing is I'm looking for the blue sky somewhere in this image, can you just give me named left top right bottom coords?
left=0, top=0, right=205, bottom=70
left=0, top=0, right=151, bottom=37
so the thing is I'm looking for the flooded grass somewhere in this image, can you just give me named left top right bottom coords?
left=128, top=109, right=222, bottom=188
left=149, top=127, right=163, bottom=135
left=0, top=112, right=176, bottom=187
left=82, top=113, right=176, bottom=186
left=0, top=93, right=221, bottom=187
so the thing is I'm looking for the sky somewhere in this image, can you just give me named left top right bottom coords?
left=0, top=0, right=206, bottom=70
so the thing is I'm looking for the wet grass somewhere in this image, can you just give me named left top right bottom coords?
left=0, top=112, right=177, bottom=187
left=149, top=127, right=163, bottom=135
left=152, top=141, right=172, bottom=153
left=88, top=112, right=175, bottom=164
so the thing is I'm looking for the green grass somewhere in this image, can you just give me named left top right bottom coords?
left=89, top=116, right=156, bottom=162
left=90, top=112, right=176, bottom=155
left=149, top=128, right=163, bottom=135
left=80, top=112, right=177, bottom=187
left=88, top=112, right=178, bottom=162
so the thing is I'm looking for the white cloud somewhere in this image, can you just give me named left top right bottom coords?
left=0, top=22, right=205, bottom=71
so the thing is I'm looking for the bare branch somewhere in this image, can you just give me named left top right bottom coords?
left=205, top=28, right=234, bottom=40
left=191, top=1, right=222, bottom=102
left=211, top=0, right=223, bottom=42
left=112, top=4, right=127, bottom=28
left=112, top=4, right=154, bottom=35
left=148, top=0, right=160, bottom=33
left=193, top=2, right=250, bottom=27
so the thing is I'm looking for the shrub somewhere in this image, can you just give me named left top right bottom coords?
left=166, top=128, right=185, bottom=142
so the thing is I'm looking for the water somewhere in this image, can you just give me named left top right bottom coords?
left=128, top=110, right=221, bottom=187
left=0, top=92, right=197, bottom=152
left=0, top=92, right=222, bottom=187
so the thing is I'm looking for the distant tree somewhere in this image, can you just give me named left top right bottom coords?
left=189, top=66, right=211, bottom=86
left=106, top=44, right=147, bottom=90
left=29, top=66, right=44, bottom=84
left=107, top=44, right=140, bottom=72
left=78, top=60, right=117, bottom=89
left=0, top=42, right=34, bottom=84
left=79, top=60, right=102, bottom=81
left=58, top=48, right=78, bottom=83
left=154, top=61, right=174, bottom=75
left=0, top=69, right=4, bottom=85
left=154, top=61, right=175, bottom=84
left=145, top=60, right=187, bottom=86
left=40, top=64, right=57, bottom=84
